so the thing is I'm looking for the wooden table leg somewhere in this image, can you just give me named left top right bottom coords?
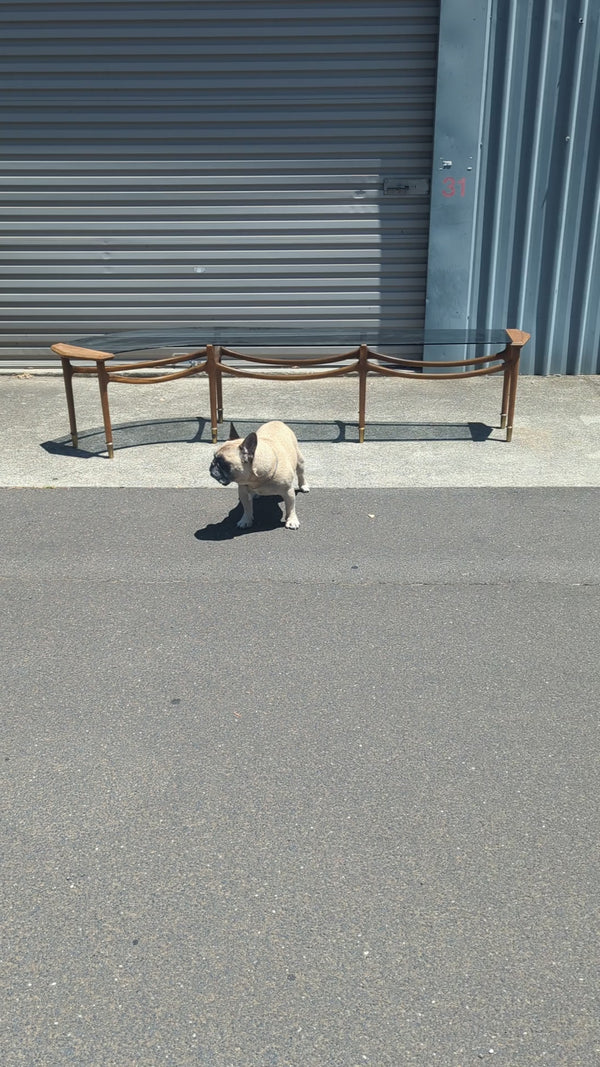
left=206, top=345, right=219, bottom=444
left=96, top=360, right=114, bottom=458
left=500, top=359, right=511, bottom=430
left=216, top=362, right=223, bottom=424
left=504, top=329, right=530, bottom=442
left=358, top=344, right=368, bottom=443
left=60, top=357, right=79, bottom=448
left=505, top=349, right=520, bottom=443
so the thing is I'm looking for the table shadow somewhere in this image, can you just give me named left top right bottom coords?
left=41, top=417, right=209, bottom=458
left=41, top=416, right=493, bottom=458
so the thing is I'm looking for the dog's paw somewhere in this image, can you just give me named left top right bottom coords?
left=298, top=483, right=310, bottom=493
left=237, top=515, right=253, bottom=529
left=284, top=516, right=300, bottom=530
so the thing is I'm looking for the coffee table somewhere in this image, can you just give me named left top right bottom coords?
left=51, top=327, right=530, bottom=458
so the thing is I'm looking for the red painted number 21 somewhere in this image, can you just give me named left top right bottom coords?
left=442, top=176, right=466, bottom=198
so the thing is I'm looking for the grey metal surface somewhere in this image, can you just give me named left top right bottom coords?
left=474, top=0, right=600, bottom=374
left=424, top=0, right=491, bottom=362
left=2, top=486, right=600, bottom=1065
left=427, top=0, right=600, bottom=374
left=0, top=0, right=439, bottom=363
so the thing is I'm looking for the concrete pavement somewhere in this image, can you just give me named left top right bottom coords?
left=1, top=368, right=599, bottom=487
left=2, top=367, right=600, bottom=1066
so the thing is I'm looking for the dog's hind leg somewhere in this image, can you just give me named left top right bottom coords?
left=296, top=449, right=310, bottom=493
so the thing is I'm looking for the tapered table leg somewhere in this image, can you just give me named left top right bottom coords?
left=96, top=360, right=114, bottom=458
left=60, top=357, right=79, bottom=448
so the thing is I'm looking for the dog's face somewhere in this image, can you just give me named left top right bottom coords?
left=208, top=451, right=234, bottom=485
left=209, top=424, right=257, bottom=487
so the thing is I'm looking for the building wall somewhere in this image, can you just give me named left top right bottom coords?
left=428, top=0, right=600, bottom=373
left=0, top=0, right=439, bottom=364
left=2, top=0, right=599, bottom=373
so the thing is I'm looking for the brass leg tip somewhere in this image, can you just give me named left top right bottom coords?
left=506, top=427, right=513, bottom=443
left=72, top=435, right=78, bottom=449
left=500, top=414, right=507, bottom=429
left=107, top=444, right=114, bottom=459
left=359, top=428, right=365, bottom=444
left=217, top=408, right=223, bottom=423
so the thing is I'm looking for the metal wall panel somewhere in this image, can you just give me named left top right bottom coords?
left=470, top=0, right=600, bottom=373
left=0, top=0, right=439, bottom=364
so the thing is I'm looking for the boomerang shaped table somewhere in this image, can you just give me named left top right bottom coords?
left=51, top=326, right=530, bottom=458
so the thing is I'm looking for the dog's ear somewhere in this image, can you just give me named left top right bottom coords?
left=229, top=422, right=240, bottom=440
left=240, top=431, right=258, bottom=462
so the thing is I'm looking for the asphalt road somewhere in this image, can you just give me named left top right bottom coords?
left=2, top=487, right=599, bottom=1067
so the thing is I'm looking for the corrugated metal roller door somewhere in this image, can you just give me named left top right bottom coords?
left=0, top=0, right=439, bottom=363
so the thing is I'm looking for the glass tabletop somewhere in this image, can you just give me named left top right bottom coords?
left=68, top=326, right=510, bottom=354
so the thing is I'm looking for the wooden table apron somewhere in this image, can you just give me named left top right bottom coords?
left=51, top=329, right=530, bottom=458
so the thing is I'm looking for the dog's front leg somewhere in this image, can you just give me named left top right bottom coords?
left=282, top=487, right=300, bottom=529
left=237, top=485, right=254, bottom=529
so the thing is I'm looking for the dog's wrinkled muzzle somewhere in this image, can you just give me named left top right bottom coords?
left=210, top=458, right=231, bottom=486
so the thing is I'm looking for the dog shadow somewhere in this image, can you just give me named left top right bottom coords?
left=195, top=495, right=289, bottom=541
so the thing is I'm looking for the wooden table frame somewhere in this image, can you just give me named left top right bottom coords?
left=51, top=328, right=530, bottom=458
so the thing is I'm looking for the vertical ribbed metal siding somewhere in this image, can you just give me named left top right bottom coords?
left=471, top=0, right=600, bottom=373
left=0, top=0, right=439, bottom=364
